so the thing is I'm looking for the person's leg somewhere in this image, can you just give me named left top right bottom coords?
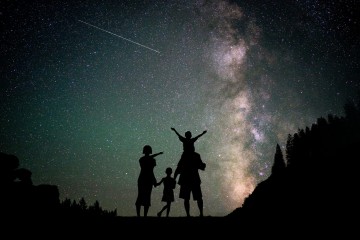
left=157, top=206, right=162, bottom=217
left=192, top=184, right=203, bottom=217
left=179, top=185, right=191, bottom=217
left=144, top=205, right=149, bottom=217
left=158, top=204, right=167, bottom=217
left=197, top=198, right=203, bottom=217
left=136, top=204, right=141, bottom=217
left=184, top=199, right=190, bottom=217
left=166, top=202, right=171, bottom=217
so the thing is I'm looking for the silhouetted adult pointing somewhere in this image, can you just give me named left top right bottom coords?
left=135, top=145, right=163, bottom=217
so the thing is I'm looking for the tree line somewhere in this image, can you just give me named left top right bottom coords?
left=228, top=97, right=360, bottom=228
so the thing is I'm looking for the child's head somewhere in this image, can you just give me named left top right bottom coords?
left=165, top=167, right=172, bottom=175
left=185, top=131, right=192, bottom=139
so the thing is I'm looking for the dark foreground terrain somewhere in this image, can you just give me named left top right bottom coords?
left=5, top=216, right=242, bottom=235
left=4, top=214, right=350, bottom=238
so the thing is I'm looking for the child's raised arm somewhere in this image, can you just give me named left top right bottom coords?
left=194, top=130, right=207, bottom=140
left=171, top=127, right=182, bottom=138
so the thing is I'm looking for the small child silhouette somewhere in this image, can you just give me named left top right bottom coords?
left=156, top=167, right=176, bottom=217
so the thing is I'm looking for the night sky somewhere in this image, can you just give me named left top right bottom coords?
left=1, top=0, right=359, bottom=217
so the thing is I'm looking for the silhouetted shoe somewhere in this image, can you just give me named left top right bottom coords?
left=157, top=212, right=161, bottom=217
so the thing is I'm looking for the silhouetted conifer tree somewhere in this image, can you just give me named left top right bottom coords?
left=285, top=134, right=294, bottom=166
left=59, top=198, right=116, bottom=217
left=271, top=144, right=285, bottom=176
left=317, top=116, right=327, bottom=127
left=62, top=198, right=71, bottom=208
left=79, top=197, right=87, bottom=212
left=89, top=200, right=102, bottom=216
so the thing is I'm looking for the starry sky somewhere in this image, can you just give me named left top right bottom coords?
left=1, top=0, right=359, bottom=217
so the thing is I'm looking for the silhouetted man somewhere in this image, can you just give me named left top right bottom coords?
left=174, top=151, right=206, bottom=217
left=171, top=127, right=207, bottom=217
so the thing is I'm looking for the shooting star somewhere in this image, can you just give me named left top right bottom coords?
left=78, top=20, right=160, bottom=54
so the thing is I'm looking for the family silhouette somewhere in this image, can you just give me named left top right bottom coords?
left=135, top=128, right=207, bottom=217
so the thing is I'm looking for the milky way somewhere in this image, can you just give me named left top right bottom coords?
left=1, top=0, right=359, bottom=216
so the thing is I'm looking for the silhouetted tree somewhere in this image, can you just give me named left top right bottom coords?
left=89, top=200, right=102, bottom=216
left=271, top=144, right=285, bottom=176
left=285, top=134, right=294, bottom=166
left=59, top=198, right=116, bottom=217
left=79, top=197, right=87, bottom=212
left=60, top=198, right=72, bottom=215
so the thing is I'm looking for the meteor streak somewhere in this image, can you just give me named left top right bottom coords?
left=78, top=20, right=160, bottom=54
